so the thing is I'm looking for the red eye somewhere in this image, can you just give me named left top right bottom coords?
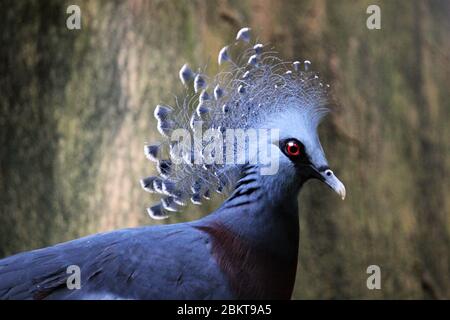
left=286, top=141, right=301, bottom=157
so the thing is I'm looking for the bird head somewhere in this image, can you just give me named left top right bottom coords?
left=260, top=106, right=346, bottom=200
left=141, top=27, right=345, bottom=219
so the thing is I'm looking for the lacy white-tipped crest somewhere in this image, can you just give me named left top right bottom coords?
left=141, top=27, right=330, bottom=219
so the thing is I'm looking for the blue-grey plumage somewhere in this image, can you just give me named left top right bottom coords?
left=203, top=189, right=211, bottom=200
left=214, top=85, right=224, bottom=100
left=253, top=43, right=264, bottom=55
left=199, top=90, right=210, bottom=103
left=247, top=54, right=259, bottom=66
left=152, top=177, right=164, bottom=194
left=154, top=105, right=173, bottom=121
left=0, top=27, right=347, bottom=300
left=156, top=160, right=172, bottom=178
left=190, top=193, right=202, bottom=205
left=144, top=144, right=160, bottom=162
left=303, top=60, right=311, bottom=71
left=236, top=27, right=251, bottom=42
left=147, top=203, right=168, bottom=220
left=218, top=46, right=230, bottom=65
left=196, top=102, right=210, bottom=116
left=0, top=163, right=303, bottom=300
left=140, top=176, right=158, bottom=193
left=161, top=179, right=177, bottom=195
left=191, top=179, right=202, bottom=194
left=241, top=70, right=251, bottom=80
left=156, top=119, right=175, bottom=137
left=179, top=64, right=194, bottom=85
left=0, top=223, right=232, bottom=299
left=161, top=196, right=179, bottom=212
left=194, top=74, right=206, bottom=93
left=222, top=103, right=230, bottom=113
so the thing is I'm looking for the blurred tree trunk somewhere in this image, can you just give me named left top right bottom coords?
left=412, top=0, right=449, bottom=299
left=0, top=0, right=73, bottom=256
left=0, top=0, right=448, bottom=299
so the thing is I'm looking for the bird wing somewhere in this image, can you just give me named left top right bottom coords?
left=0, top=223, right=231, bottom=299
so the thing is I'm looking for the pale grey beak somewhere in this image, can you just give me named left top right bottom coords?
left=320, top=169, right=346, bottom=200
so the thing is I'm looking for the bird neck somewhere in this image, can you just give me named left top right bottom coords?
left=212, top=164, right=301, bottom=249
left=195, top=164, right=302, bottom=299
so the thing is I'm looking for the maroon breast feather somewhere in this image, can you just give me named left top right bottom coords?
left=195, top=222, right=298, bottom=300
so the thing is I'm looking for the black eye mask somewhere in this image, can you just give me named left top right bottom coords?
left=279, top=138, right=311, bottom=166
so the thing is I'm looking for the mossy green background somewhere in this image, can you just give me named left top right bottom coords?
left=0, top=0, right=448, bottom=299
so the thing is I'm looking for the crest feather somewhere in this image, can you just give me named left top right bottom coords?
left=141, top=27, right=330, bottom=219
